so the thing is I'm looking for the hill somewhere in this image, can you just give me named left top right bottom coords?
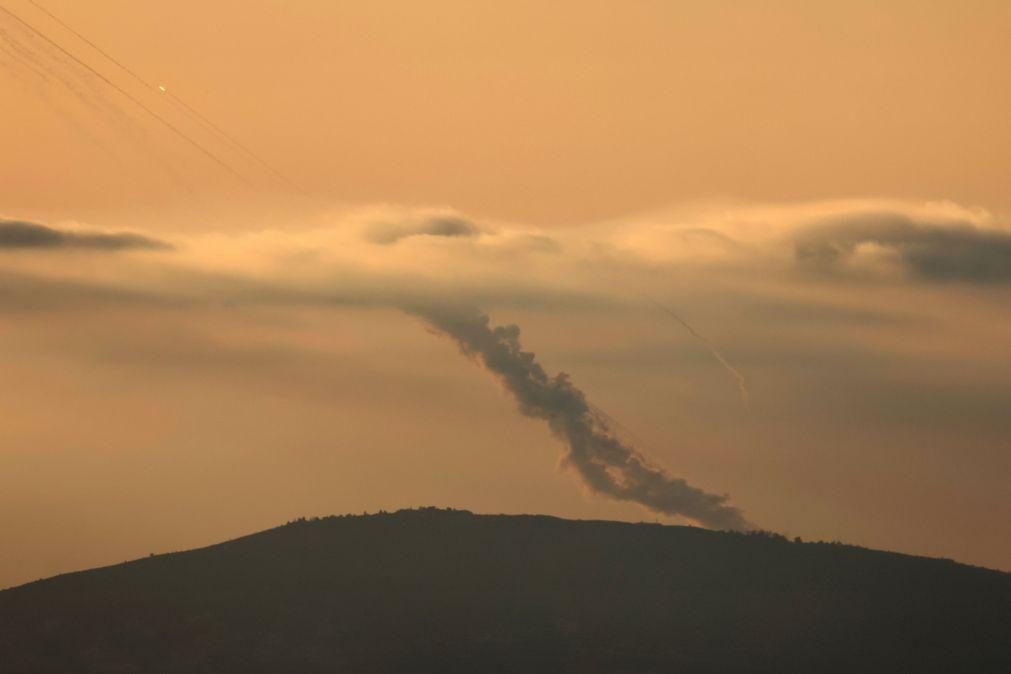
left=0, top=508, right=1008, bottom=673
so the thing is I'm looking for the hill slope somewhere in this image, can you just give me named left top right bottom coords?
left=0, top=508, right=1008, bottom=673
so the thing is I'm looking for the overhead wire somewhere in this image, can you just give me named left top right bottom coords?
left=0, top=2, right=256, bottom=187
left=24, top=0, right=311, bottom=197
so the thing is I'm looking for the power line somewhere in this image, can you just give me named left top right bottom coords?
left=0, top=2, right=255, bottom=187
left=24, top=0, right=312, bottom=197
left=162, top=88, right=311, bottom=197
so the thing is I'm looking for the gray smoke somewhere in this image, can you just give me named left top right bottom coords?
left=408, top=303, right=751, bottom=530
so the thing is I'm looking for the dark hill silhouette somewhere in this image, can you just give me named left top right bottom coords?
left=0, top=508, right=1008, bottom=673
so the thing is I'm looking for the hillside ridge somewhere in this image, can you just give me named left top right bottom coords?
left=7, top=507, right=1002, bottom=594
left=1, top=507, right=1008, bottom=673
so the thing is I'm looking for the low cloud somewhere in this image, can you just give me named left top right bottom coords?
left=2, top=199, right=1008, bottom=538
left=794, top=211, right=1011, bottom=283
left=0, top=218, right=171, bottom=251
left=366, top=215, right=482, bottom=245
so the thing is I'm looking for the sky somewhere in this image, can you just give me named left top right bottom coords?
left=0, top=0, right=1009, bottom=587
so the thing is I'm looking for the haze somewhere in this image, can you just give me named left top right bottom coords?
left=1, top=0, right=1009, bottom=588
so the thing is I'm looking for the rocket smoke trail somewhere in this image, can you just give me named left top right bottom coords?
left=643, top=294, right=751, bottom=410
left=0, top=23, right=134, bottom=146
left=408, top=303, right=751, bottom=530
left=0, top=2, right=254, bottom=187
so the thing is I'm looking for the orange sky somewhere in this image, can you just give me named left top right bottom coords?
left=1, top=1, right=1009, bottom=587
left=3, top=0, right=1011, bottom=226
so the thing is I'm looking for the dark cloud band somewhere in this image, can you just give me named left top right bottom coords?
left=795, top=212, right=1011, bottom=283
left=367, top=216, right=482, bottom=245
left=0, top=219, right=171, bottom=251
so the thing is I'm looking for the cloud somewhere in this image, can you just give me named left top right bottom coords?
left=794, top=211, right=1011, bottom=283
left=1, top=199, right=1008, bottom=536
left=366, top=215, right=482, bottom=245
left=0, top=218, right=171, bottom=251
left=0, top=269, right=183, bottom=313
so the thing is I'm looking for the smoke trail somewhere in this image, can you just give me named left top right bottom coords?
left=0, top=23, right=133, bottom=153
left=408, top=303, right=751, bottom=530
left=0, top=25, right=48, bottom=81
left=1, top=21, right=135, bottom=124
left=642, top=294, right=751, bottom=410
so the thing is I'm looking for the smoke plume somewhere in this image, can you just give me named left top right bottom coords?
left=409, top=303, right=751, bottom=530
